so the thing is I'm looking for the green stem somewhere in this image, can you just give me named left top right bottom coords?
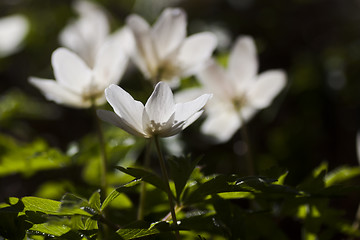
left=153, top=136, right=181, bottom=240
left=137, top=139, right=152, bottom=220
left=238, top=112, right=255, bottom=176
left=91, top=104, right=108, bottom=199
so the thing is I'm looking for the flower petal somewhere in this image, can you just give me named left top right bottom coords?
left=97, top=109, right=146, bottom=137
left=246, top=70, right=286, bottom=109
left=177, top=32, right=217, bottom=76
left=228, top=36, right=258, bottom=90
left=196, top=59, right=233, bottom=99
left=0, top=14, right=28, bottom=57
left=105, top=84, right=145, bottom=134
left=29, top=77, right=89, bottom=108
left=145, top=82, right=175, bottom=123
left=182, top=110, right=203, bottom=129
left=174, top=87, right=206, bottom=103
left=51, top=48, right=92, bottom=94
left=59, top=1, right=109, bottom=66
left=174, top=93, right=212, bottom=123
left=93, top=28, right=130, bottom=88
left=152, top=8, right=186, bottom=60
left=201, top=110, right=241, bottom=143
left=126, top=14, right=158, bottom=79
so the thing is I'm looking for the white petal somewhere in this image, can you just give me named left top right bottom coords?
left=174, top=93, right=212, bottom=123
left=152, top=8, right=186, bottom=60
left=60, top=1, right=109, bottom=66
left=145, top=82, right=175, bottom=123
left=105, top=84, right=145, bottom=134
left=0, top=14, right=28, bottom=57
left=196, top=59, right=233, bottom=99
left=97, top=109, right=146, bottom=137
left=228, top=36, right=258, bottom=89
left=247, top=70, right=286, bottom=109
left=51, top=48, right=92, bottom=94
left=201, top=110, right=241, bottom=143
left=126, top=14, right=158, bottom=79
left=110, top=27, right=135, bottom=56
left=29, top=77, right=89, bottom=108
left=93, top=29, right=129, bottom=88
left=174, top=87, right=205, bottom=103
left=182, top=110, right=204, bottom=129
left=177, top=32, right=217, bottom=76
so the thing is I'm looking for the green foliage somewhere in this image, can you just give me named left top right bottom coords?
left=0, top=134, right=70, bottom=177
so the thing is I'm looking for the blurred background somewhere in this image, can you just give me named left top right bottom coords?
left=1, top=0, right=360, bottom=210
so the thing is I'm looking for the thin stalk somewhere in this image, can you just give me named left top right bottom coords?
left=137, top=139, right=153, bottom=220
left=238, top=111, right=255, bottom=176
left=349, top=203, right=360, bottom=240
left=153, top=136, right=181, bottom=240
left=91, top=104, right=108, bottom=199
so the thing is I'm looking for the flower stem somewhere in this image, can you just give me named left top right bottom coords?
left=91, top=104, right=108, bottom=199
left=238, top=112, right=255, bottom=176
left=137, top=139, right=152, bottom=220
left=153, top=136, right=181, bottom=240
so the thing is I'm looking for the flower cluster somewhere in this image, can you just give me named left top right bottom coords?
left=29, top=1, right=286, bottom=141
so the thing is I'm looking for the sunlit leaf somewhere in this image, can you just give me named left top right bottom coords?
left=89, top=190, right=101, bottom=213
left=101, top=178, right=141, bottom=211
left=22, top=196, right=91, bottom=216
left=28, top=223, right=71, bottom=237
left=325, top=166, right=360, bottom=187
left=115, top=166, right=168, bottom=193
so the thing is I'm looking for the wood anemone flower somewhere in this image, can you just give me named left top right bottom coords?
left=176, top=36, right=287, bottom=142
left=126, top=8, right=217, bottom=87
left=29, top=41, right=129, bottom=108
left=97, top=81, right=212, bottom=138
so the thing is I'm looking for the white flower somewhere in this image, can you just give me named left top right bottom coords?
left=126, top=8, right=217, bottom=87
left=29, top=1, right=132, bottom=108
left=176, top=36, right=286, bottom=142
left=29, top=40, right=128, bottom=108
left=0, top=14, right=28, bottom=57
left=97, top=81, right=212, bottom=138
left=59, top=0, right=133, bottom=67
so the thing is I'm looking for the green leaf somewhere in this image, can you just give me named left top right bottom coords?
left=116, top=221, right=172, bottom=239
left=89, top=190, right=101, bottom=213
left=0, top=134, right=69, bottom=177
left=185, top=175, right=300, bottom=204
left=115, top=166, right=167, bottom=193
left=101, top=178, right=141, bottom=211
left=325, top=166, right=360, bottom=187
left=60, top=194, right=94, bottom=216
left=28, top=223, right=71, bottom=237
left=116, top=228, right=161, bottom=239
left=168, top=155, right=202, bottom=202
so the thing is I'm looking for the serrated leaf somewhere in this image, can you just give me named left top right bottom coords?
left=168, top=155, right=202, bottom=202
left=115, top=166, right=168, bottom=194
left=101, top=178, right=141, bottom=211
